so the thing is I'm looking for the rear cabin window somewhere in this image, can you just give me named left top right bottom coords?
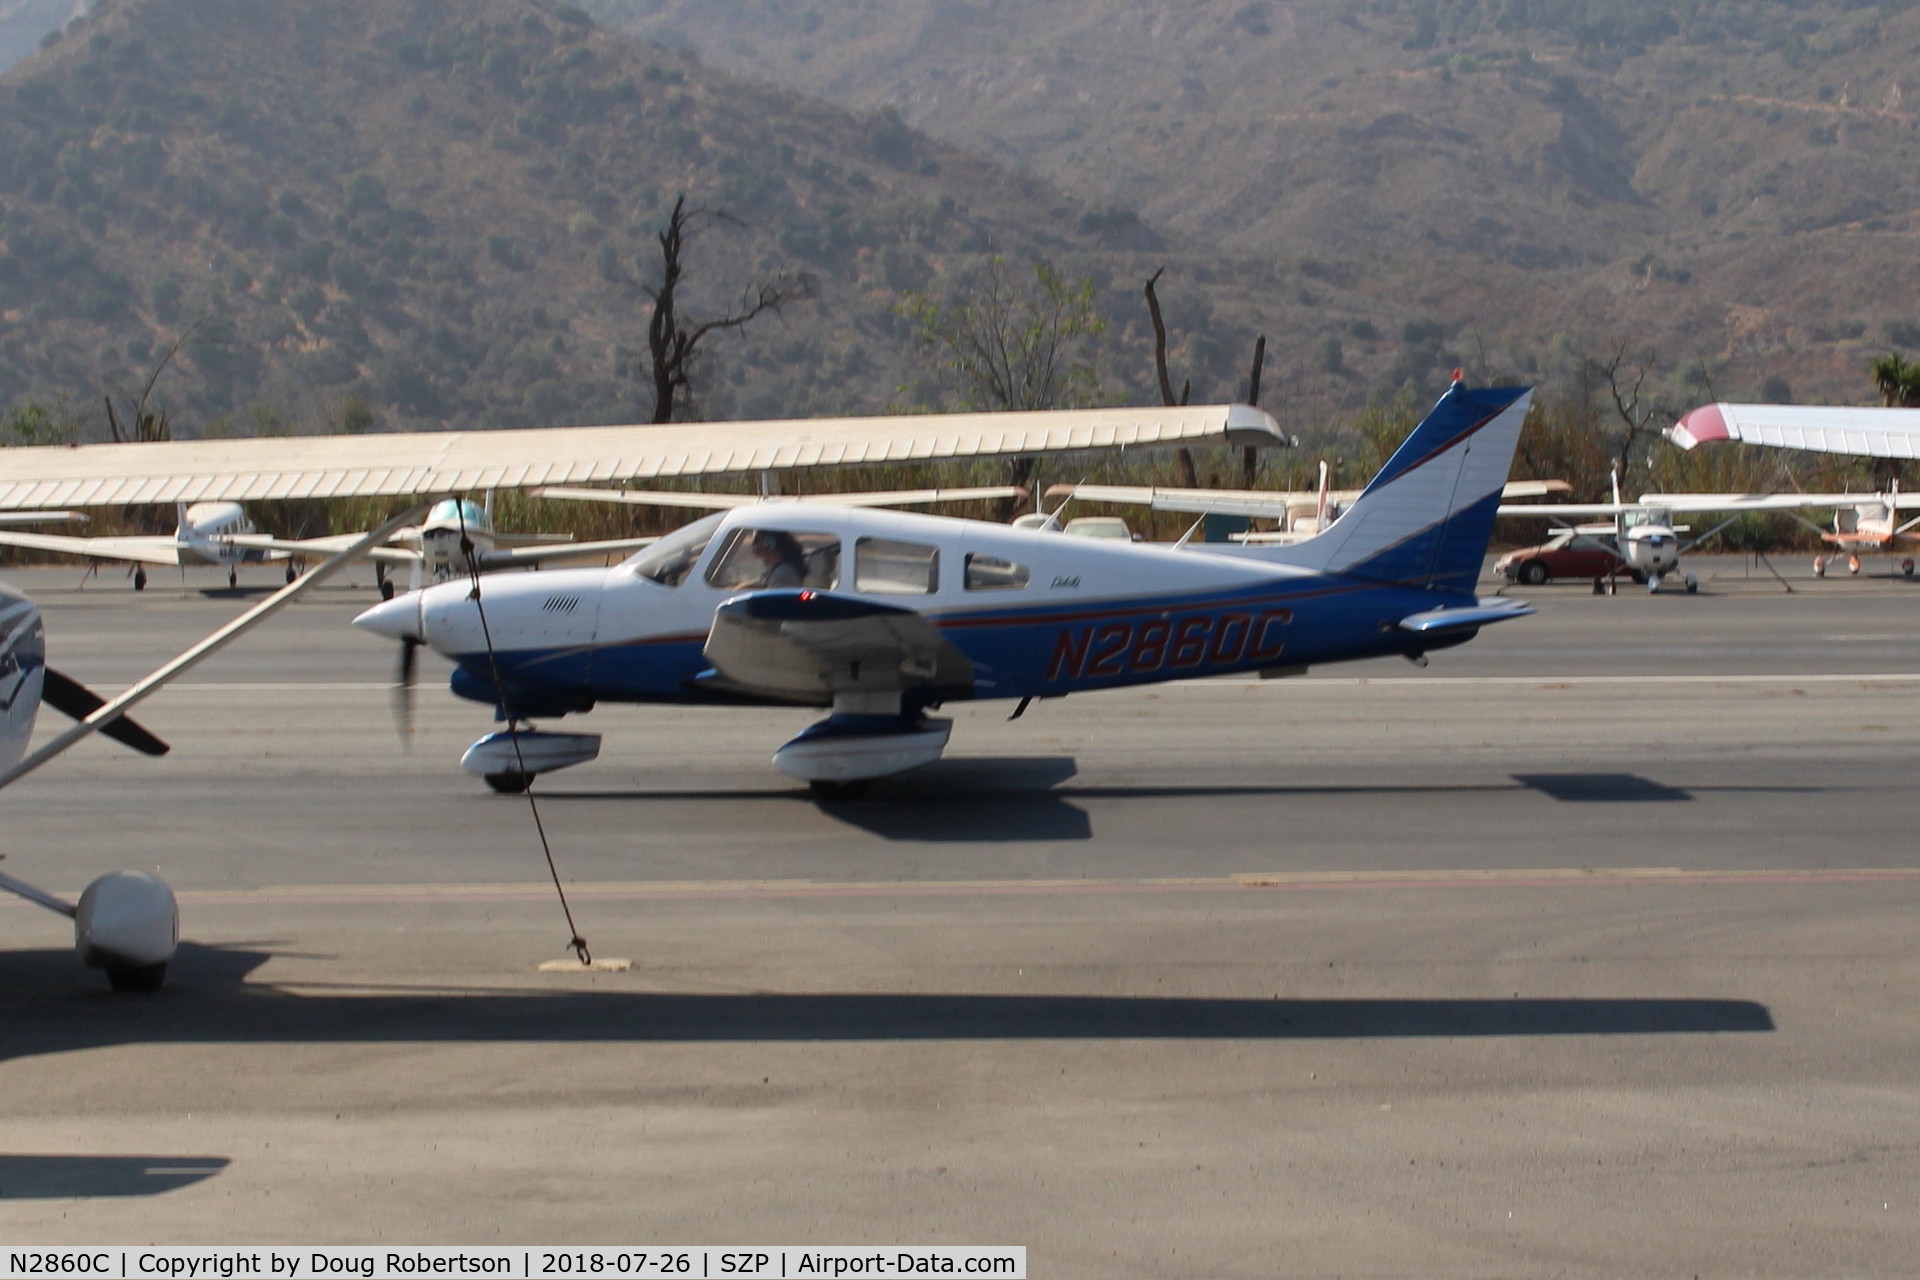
left=963, top=552, right=1029, bottom=591
left=704, top=528, right=841, bottom=590
left=854, top=537, right=939, bottom=594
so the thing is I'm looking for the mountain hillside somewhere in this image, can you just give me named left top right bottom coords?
left=0, top=0, right=1202, bottom=437
left=594, top=0, right=1920, bottom=411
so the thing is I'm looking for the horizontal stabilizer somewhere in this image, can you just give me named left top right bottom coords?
left=1398, top=599, right=1536, bottom=635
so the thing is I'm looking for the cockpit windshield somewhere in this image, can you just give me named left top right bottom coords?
left=428, top=498, right=488, bottom=528
left=622, top=512, right=725, bottom=586
left=1622, top=507, right=1672, bottom=530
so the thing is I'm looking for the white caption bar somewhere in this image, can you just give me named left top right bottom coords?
left=1, top=1249, right=1025, bottom=1280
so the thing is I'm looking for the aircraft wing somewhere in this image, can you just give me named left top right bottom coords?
left=0, top=511, right=86, bottom=526
left=1071, top=479, right=1570, bottom=520
left=1043, top=483, right=1326, bottom=519
left=1670, top=403, right=1920, bottom=459
left=473, top=537, right=660, bottom=569
left=1496, top=503, right=1630, bottom=518
left=228, top=533, right=420, bottom=566
left=0, top=405, right=1286, bottom=510
left=1637, top=491, right=1920, bottom=511
left=532, top=484, right=1027, bottom=510
left=700, top=590, right=975, bottom=705
left=0, top=530, right=183, bottom=566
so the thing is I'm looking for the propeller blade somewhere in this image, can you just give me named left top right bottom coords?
left=391, top=637, right=420, bottom=748
left=39, top=668, right=170, bottom=757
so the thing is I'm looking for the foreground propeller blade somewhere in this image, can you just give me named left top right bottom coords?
left=391, top=637, right=420, bottom=748
left=39, top=668, right=170, bottom=757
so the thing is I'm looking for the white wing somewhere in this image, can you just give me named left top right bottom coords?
left=531, top=484, right=1026, bottom=510
left=1670, top=403, right=1920, bottom=459
left=0, top=405, right=1286, bottom=510
left=0, top=531, right=184, bottom=566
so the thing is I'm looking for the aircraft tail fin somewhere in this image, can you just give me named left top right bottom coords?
left=1255, top=380, right=1533, bottom=592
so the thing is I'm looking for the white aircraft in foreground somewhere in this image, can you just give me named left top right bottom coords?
left=0, top=514, right=414, bottom=990
left=351, top=380, right=1537, bottom=797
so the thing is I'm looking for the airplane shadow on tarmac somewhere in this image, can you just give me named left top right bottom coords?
left=540, top=761, right=1831, bottom=842
left=0, top=1155, right=229, bottom=1200
left=0, top=943, right=1774, bottom=1071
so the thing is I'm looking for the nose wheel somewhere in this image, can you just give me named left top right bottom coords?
left=1848, top=555, right=1862, bottom=575
left=228, top=567, right=238, bottom=589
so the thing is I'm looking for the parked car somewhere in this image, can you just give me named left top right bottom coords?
left=1495, top=530, right=1622, bottom=584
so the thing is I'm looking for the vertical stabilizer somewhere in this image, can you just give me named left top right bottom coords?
left=1256, top=381, right=1533, bottom=592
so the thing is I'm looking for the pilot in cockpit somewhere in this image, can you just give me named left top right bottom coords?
left=749, top=530, right=808, bottom=588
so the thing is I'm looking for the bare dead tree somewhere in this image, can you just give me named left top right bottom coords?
left=1144, top=268, right=1198, bottom=488
left=1599, top=345, right=1662, bottom=494
left=105, top=325, right=197, bottom=443
left=621, top=194, right=810, bottom=424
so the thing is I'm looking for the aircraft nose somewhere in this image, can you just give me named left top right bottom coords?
left=352, top=592, right=422, bottom=643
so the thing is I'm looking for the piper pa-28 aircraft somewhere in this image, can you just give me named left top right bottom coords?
left=0, top=404, right=1280, bottom=988
left=351, top=380, right=1537, bottom=796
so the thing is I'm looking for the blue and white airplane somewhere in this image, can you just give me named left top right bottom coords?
left=353, top=380, right=1538, bottom=797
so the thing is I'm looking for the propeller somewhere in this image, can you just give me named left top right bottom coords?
left=392, top=636, right=420, bottom=748
left=39, top=668, right=169, bottom=757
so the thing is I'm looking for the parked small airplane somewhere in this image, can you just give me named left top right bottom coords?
left=352, top=379, right=1537, bottom=797
left=240, top=497, right=663, bottom=599
left=0, top=500, right=287, bottom=589
left=1631, top=487, right=1920, bottom=578
left=0, top=513, right=414, bottom=990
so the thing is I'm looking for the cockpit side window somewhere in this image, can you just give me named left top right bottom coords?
left=624, top=512, right=725, bottom=586
left=705, top=528, right=840, bottom=590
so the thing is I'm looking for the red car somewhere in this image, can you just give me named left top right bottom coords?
left=1495, top=531, right=1621, bottom=584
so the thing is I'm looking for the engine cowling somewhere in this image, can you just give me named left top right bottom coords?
left=75, top=870, right=178, bottom=992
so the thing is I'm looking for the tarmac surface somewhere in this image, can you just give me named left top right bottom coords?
left=2, top=555, right=1919, bottom=1275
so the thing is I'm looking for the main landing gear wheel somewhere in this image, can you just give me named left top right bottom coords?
left=1813, top=557, right=1827, bottom=577
left=1518, top=561, right=1549, bottom=586
left=132, top=568, right=147, bottom=591
left=285, top=564, right=298, bottom=584
left=809, top=779, right=872, bottom=802
left=483, top=771, right=533, bottom=795
left=105, top=962, right=167, bottom=993
left=1849, top=555, right=1862, bottom=575
left=379, top=578, right=396, bottom=600
left=228, top=568, right=239, bottom=589
left=1905, top=559, right=1915, bottom=579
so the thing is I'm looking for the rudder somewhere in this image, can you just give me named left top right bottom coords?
left=1257, top=380, right=1532, bottom=592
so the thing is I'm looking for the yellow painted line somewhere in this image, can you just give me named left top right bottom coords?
left=5, top=866, right=1906, bottom=909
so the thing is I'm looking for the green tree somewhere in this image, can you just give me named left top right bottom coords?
left=1870, top=352, right=1920, bottom=408
left=902, top=257, right=1105, bottom=413
left=2, top=400, right=84, bottom=446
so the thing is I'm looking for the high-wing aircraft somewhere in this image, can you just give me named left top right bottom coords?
left=351, top=380, right=1537, bottom=797
left=1634, top=486, right=1920, bottom=578
left=1669, top=402, right=1920, bottom=459
left=0, top=500, right=287, bottom=590
left=0, top=513, right=415, bottom=990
